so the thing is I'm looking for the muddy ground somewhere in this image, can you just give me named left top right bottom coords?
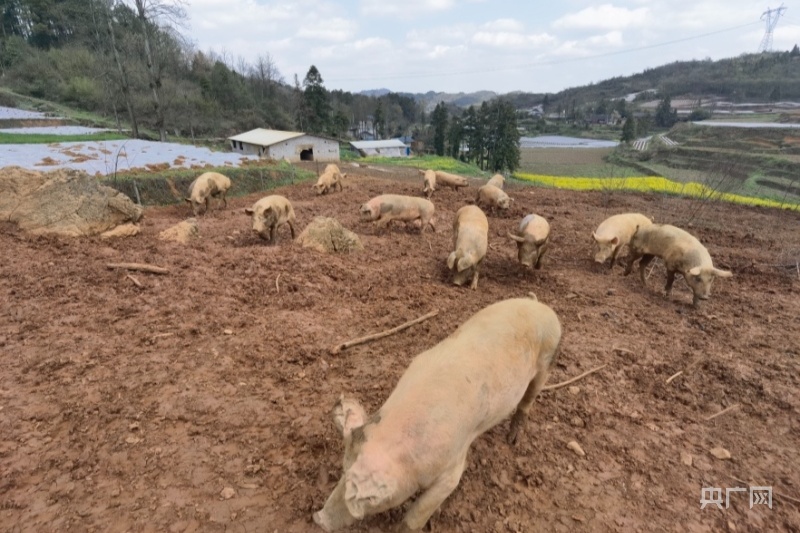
left=1, top=163, right=799, bottom=533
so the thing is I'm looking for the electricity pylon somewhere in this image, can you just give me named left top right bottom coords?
left=759, top=4, right=787, bottom=52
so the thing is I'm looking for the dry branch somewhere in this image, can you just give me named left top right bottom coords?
left=107, top=262, right=169, bottom=275
left=543, top=364, right=607, bottom=391
left=126, top=274, right=143, bottom=288
left=705, top=403, right=740, bottom=421
left=665, top=371, right=683, bottom=384
left=331, top=310, right=439, bottom=355
left=275, top=273, right=281, bottom=293
left=612, top=346, right=635, bottom=356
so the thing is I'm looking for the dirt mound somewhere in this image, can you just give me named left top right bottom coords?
left=158, top=218, right=199, bottom=244
left=297, top=216, right=363, bottom=253
left=0, top=166, right=143, bottom=237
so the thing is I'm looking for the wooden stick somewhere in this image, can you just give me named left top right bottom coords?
left=275, top=273, right=281, bottom=293
left=126, top=274, right=143, bottom=288
left=705, top=403, right=740, bottom=421
left=543, top=364, right=607, bottom=391
left=106, top=262, right=169, bottom=275
left=612, top=346, right=635, bottom=356
left=331, top=310, right=439, bottom=355
left=665, top=370, right=683, bottom=384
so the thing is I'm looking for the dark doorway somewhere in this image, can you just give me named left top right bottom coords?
left=300, top=148, right=314, bottom=161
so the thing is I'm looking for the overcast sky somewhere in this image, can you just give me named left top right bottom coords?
left=183, top=0, right=800, bottom=95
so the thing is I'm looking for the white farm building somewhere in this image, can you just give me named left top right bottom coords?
left=227, top=129, right=340, bottom=162
left=350, top=139, right=410, bottom=158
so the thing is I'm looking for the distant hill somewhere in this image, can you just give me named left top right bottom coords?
left=360, top=89, right=499, bottom=112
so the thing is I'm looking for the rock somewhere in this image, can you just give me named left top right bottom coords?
left=710, top=447, right=731, bottom=460
left=567, top=441, right=586, bottom=457
left=159, top=218, right=199, bottom=244
left=100, top=223, right=140, bottom=239
left=680, top=451, right=693, bottom=466
left=570, top=417, right=585, bottom=428
left=0, top=166, right=143, bottom=237
left=220, top=487, right=236, bottom=500
left=223, top=329, right=233, bottom=335
left=568, top=386, right=580, bottom=395
left=296, top=216, right=363, bottom=254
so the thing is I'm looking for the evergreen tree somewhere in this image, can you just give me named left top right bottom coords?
left=655, top=95, right=677, bottom=128
left=373, top=99, right=384, bottom=139
left=621, top=116, right=636, bottom=143
left=431, top=102, right=447, bottom=156
left=302, top=65, right=330, bottom=134
left=447, top=115, right=463, bottom=159
left=486, top=99, right=520, bottom=173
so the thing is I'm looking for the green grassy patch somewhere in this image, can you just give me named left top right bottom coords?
left=103, top=162, right=315, bottom=206
left=518, top=147, right=642, bottom=178
left=357, top=155, right=489, bottom=177
left=0, top=132, right=129, bottom=144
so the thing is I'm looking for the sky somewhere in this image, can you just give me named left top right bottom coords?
left=182, top=0, right=800, bottom=95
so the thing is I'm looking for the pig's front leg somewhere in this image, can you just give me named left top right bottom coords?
left=399, top=453, right=468, bottom=532
left=637, top=254, right=654, bottom=285
left=470, top=267, right=479, bottom=290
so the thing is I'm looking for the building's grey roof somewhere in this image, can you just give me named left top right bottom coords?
left=350, top=139, right=408, bottom=150
left=228, top=128, right=305, bottom=147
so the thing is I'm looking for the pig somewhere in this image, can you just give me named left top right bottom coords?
left=422, top=169, right=437, bottom=198
left=448, top=205, right=488, bottom=289
left=244, top=195, right=297, bottom=244
left=476, top=184, right=512, bottom=212
left=184, top=172, right=232, bottom=216
left=508, top=214, right=550, bottom=270
left=313, top=297, right=562, bottom=532
left=313, top=171, right=343, bottom=195
left=359, top=194, right=435, bottom=234
left=433, top=170, right=469, bottom=190
left=624, top=223, right=733, bottom=306
left=487, top=173, right=505, bottom=189
left=592, top=213, right=652, bottom=269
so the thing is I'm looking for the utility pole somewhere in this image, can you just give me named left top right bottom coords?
left=759, top=4, right=787, bottom=53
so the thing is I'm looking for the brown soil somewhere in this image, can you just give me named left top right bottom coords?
left=1, top=164, right=799, bottom=533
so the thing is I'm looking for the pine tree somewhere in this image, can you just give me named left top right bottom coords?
left=621, top=115, right=636, bottom=143
left=431, top=102, right=447, bottom=156
left=302, top=65, right=330, bottom=134
left=655, top=95, right=677, bottom=128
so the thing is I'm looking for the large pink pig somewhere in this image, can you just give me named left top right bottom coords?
left=313, top=298, right=562, bottom=532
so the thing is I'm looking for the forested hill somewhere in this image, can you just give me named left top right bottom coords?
left=505, top=48, right=800, bottom=111
left=2, top=1, right=799, bottom=141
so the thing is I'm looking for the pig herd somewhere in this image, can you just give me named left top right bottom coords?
left=184, top=165, right=733, bottom=532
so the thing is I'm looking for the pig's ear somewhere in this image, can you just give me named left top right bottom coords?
left=591, top=231, right=598, bottom=242
left=345, top=471, right=397, bottom=520
left=688, top=266, right=702, bottom=276
left=244, top=208, right=254, bottom=215
left=508, top=232, right=525, bottom=243
left=184, top=198, right=192, bottom=203
left=713, top=268, right=733, bottom=278
left=447, top=251, right=458, bottom=270
left=332, top=396, right=367, bottom=439
left=341, top=173, right=347, bottom=179
left=457, top=255, right=472, bottom=272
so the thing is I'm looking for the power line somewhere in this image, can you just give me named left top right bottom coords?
left=328, top=20, right=762, bottom=83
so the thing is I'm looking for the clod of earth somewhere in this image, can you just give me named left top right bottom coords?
left=296, top=216, right=363, bottom=254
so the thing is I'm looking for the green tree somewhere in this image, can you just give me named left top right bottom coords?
left=620, top=116, right=636, bottom=143
left=447, top=115, right=463, bottom=159
left=431, top=102, right=447, bottom=156
left=655, top=95, right=677, bottom=128
left=486, top=99, right=520, bottom=173
left=373, top=99, right=384, bottom=139
left=302, top=65, right=330, bottom=134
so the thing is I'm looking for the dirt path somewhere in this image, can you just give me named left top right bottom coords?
left=1, top=164, right=799, bottom=533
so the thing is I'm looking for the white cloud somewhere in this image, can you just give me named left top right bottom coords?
left=361, top=0, right=455, bottom=18
left=472, top=31, right=556, bottom=49
left=296, top=18, right=358, bottom=42
left=480, top=19, right=524, bottom=32
left=553, top=4, right=649, bottom=30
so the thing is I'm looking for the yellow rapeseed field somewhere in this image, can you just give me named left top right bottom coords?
left=514, top=173, right=799, bottom=210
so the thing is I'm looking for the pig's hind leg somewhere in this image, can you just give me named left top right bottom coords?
left=507, top=368, right=549, bottom=445
left=400, top=452, right=468, bottom=532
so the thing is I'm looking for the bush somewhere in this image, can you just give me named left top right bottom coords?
left=62, top=76, right=103, bottom=110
